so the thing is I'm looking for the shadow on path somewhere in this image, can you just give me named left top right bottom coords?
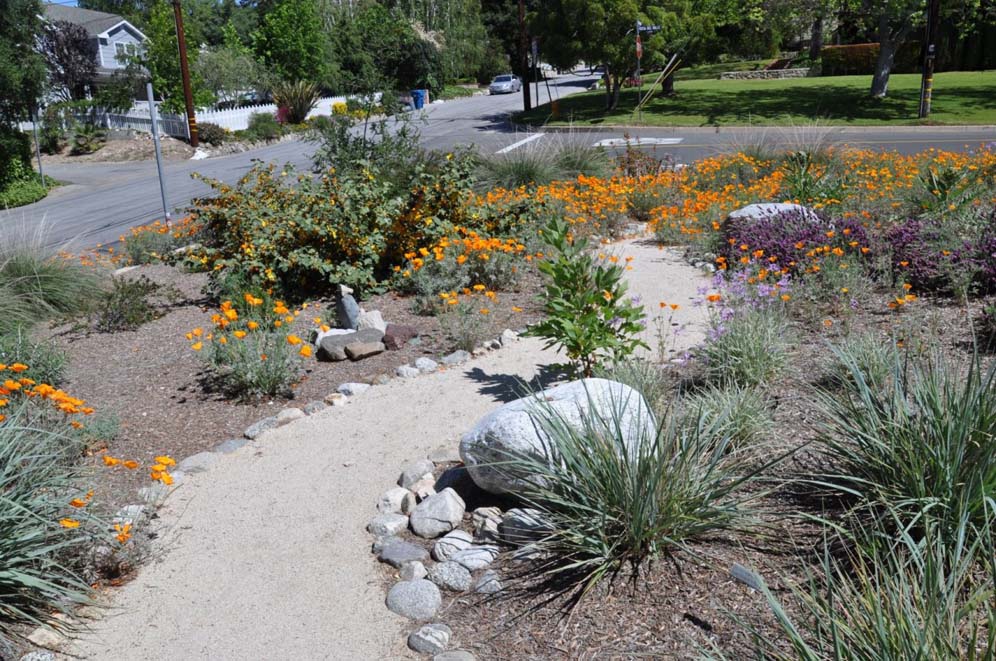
left=463, top=363, right=569, bottom=403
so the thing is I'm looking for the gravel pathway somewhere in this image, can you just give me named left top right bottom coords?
left=64, top=242, right=710, bottom=660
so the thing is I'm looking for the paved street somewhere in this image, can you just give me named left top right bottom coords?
left=5, top=71, right=994, bottom=249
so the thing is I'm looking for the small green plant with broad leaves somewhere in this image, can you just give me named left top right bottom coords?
left=525, top=217, right=647, bottom=377
left=69, top=122, right=106, bottom=155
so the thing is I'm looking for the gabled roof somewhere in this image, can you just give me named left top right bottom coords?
left=42, top=4, right=145, bottom=40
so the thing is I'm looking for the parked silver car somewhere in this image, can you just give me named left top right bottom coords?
left=489, top=74, right=522, bottom=95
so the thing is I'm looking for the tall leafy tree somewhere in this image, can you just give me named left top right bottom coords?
left=143, top=0, right=214, bottom=113
left=39, top=20, right=99, bottom=102
left=1, top=0, right=47, bottom=183
left=253, top=0, right=332, bottom=84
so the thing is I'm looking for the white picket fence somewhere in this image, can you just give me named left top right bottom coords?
left=19, top=95, right=351, bottom=139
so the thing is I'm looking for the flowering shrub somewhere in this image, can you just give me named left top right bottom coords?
left=190, top=294, right=313, bottom=400
left=437, top=286, right=503, bottom=352
left=525, top=218, right=647, bottom=377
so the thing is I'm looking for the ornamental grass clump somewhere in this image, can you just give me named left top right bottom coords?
left=525, top=217, right=647, bottom=377
left=698, top=307, right=790, bottom=389
left=679, top=384, right=772, bottom=450
left=190, top=294, right=313, bottom=400
left=815, top=350, right=996, bottom=536
left=508, top=385, right=774, bottom=595
left=740, top=509, right=996, bottom=661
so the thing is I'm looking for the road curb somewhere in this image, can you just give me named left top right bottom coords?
left=514, top=120, right=996, bottom=135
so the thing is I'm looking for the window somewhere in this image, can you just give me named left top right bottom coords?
left=114, top=42, right=138, bottom=64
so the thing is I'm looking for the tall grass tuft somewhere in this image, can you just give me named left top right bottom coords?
left=0, top=403, right=95, bottom=648
left=699, top=309, right=790, bottom=388
left=740, top=508, right=996, bottom=660
left=680, top=384, right=772, bottom=449
left=506, top=383, right=775, bottom=595
left=476, top=134, right=612, bottom=190
left=0, top=225, right=103, bottom=334
left=815, top=350, right=996, bottom=534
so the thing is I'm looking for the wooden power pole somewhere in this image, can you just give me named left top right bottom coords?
left=172, top=0, right=199, bottom=147
left=918, top=0, right=940, bottom=118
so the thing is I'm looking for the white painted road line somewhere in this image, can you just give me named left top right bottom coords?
left=593, top=137, right=684, bottom=147
left=495, top=133, right=545, bottom=154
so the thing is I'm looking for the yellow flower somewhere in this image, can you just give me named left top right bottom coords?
left=299, top=345, right=313, bottom=358
left=247, top=321, right=259, bottom=330
left=287, top=335, right=302, bottom=345
left=191, top=341, right=203, bottom=351
left=155, top=455, right=176, bottom=467
left=59, top=518, right=80, bottom=529
left=234, top=330, right=247, bottom=339
left=601, top=290, right=613, bottom=302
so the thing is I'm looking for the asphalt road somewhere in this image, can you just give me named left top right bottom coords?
left=6, top=71, right=994, bottom=249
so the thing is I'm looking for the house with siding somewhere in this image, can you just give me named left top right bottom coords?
left=42, top=4, right=147, bottom=83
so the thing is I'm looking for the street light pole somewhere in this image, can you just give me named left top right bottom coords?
left=172, top=0, right=198, bottom=147
left=918, top=0, right=940, bottom=119
left=518, top=0, right=531, bottom=111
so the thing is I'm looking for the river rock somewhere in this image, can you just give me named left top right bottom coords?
left=378, top=487, right=417, bottom=515
left=398, top=459, right=435, bottom=489
left=367, top=513, right=408, bottom=537
left=432, top=529, right=473, bottom=561
left=428, top=561, right=472, bottom=592
left=357, top=309, right=387, bottom=333
left=409, top=488, right=465, bottom=538
left=408, top=623, right=452, bottom=655
left=450, top=544, right=500, bottom=571
left=415, top=357, right=438, bottom=373
left=386, top=579, right=441, bottom=620
left=379, top=539, right=429, bottom=568
left=336, top=287, right=361, bottom=329
left=460, top=378, right=655, bottom=495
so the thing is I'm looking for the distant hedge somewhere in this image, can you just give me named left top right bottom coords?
left=821, top=43, right=921, bottom=76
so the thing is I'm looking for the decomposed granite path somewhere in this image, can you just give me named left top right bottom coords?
left=63, top=240, right=711, bottom=661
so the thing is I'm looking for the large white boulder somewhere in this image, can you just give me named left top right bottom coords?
left=459, top=378, right=656, bottom=495
left=726, top=202, right=819, bottom=224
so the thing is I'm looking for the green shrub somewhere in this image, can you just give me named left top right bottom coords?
left=272, top=80, right=319, bottom=124
left=525, top=217, right=647, bottom=377
left=197, top=122, right=227, bottom=146
left=0, top=176, right=48, bottom=209
left=740, top=510, right=996, bottom=661
left=0, top=329, right=67, bottom=385
left=699, top=309, right=790, bottom=388
left=122, top=224, right=190, bottom=265
left=437, top=292, right=493, bottom=352
left=680, top=384, right=772, bottom=449
left=506, top=383, right=772, bottom=592
left=0, top=403, right=97, bottom=647
left=245, top=112, right=282, bottom=142
left=0, top=235, right=103, bottom=334
left=815, top=352, right=996, bottom=535
left=88, top=275, right=177, bottom=333
left=69, top=123, right=106, bottom=155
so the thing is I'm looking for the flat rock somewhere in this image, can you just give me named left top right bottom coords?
left=400, top=560, right=428, bottom=581
left=317, top=328, right=383, bottom=362
left=385, top=579, right=442, bottom=620
left=378, top=487, right=417, bottom=515
left=357, top=309, right=387, bottom=333
left=450, top=544, right=500, bottom=570
left=428, top=561, right=472, bottom=592
left=396, top=365, right=421, bottom=379
left=302, top=400, right=327, bottom=415
left=474, top=570, right=502, bottom=594
left=371, top=535, right=400, bottom=554
left=317, top=343, right=348, bottom=362
left=338, top=382, right=371, bottom=397
left=345, top=341, right=385, bottom=360
left=276, top=408, right=306, bottom=425
left=398, top=459, right=436, bottom=489
left=414, top=357, right=438, bottom=373
left=213, top=438, right=247, bottom=454
left=244, top=416, right=278, bottom=440
left=410, top=488, right=466, bottom=539
left=177, top=452, right=219, bottom=474
left=367, top=513, right=408, bottom=537
left=432, top=529, right=474, bottom=561
left=460, top=378, right=655, bottom=495
left=500, top=508, right=551, bottom=546
left=441, top=350, right=471, bottom=366
left=379, top=539, right=429, bottom=568
left=408, top=623, right=452, bottom=655
left=384, top=323, right=418, bottom=350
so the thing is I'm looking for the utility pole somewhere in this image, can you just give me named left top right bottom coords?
left=172, top=0, right=198, bottom=147
left=147, top=82, right=171, bottom=222
left=918, top=0, right=940, bottom=118
left=518, top=0, right=531, bottom=111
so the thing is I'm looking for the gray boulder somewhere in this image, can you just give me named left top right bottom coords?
left=336, top=288, right=361, bottom=329
left=409, top=488, right=465, bottom=539
left=441, top=350, right=470, bottom=366
left=317, top=328, right=384, bottom=362
left=386, top=579, right=442, bottom=620
left=367, top=513, right=408, bottom=537
left=428, top=561, right=472, bottom=592
left=357, top=309, right=388, bottom=333
left=337, top=382, right=371, bottom=397
left=399, top=459, right=435, bottom=489
left=450, top=544, right=500, bottom=571
left=408, top=624, right=452, bottom=655
left=500, top=508, right=551, bottom=546
left=415, top=357, right=438, bottom=373
left=379, top=539, right=429, bottom=568
left=244, top=416, right=278, bottom=440
left=396, top=364, right=420, bottom=379
left=726, top=202, right=819, bottom=224
left=400, top=560, right=428, bottom=581
left=432, top=529, right=473, bottom=561
left=460, top=378, right=656, bottom=495
left=474, top=570, right=502, bottom=594
left=378, top=487, right=417, bottom=515
left=345, top=341, right=385, bottom=360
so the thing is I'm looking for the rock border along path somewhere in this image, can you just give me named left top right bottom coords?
left=62, top=240, right=710, bottom=660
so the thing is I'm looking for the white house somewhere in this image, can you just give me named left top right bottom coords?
left=42, top=4, right=147, bottom=82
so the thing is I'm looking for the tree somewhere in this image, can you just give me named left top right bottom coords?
left=253, top=0, right=332, bottom=85
left=195, top=44, right=271, bottom=105
left=1, top=0, right=47, bottom=186
left=143, top=1, right=213, bottom=113
left=39, top=20, right=98, bottom=102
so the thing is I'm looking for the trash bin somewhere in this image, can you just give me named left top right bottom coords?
left=411, top=89, right=425, bottom=109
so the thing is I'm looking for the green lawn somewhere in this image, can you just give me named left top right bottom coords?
left=528, top=71, right=996, bottom=126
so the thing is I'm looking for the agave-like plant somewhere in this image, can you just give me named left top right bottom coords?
left=272, top=80, right=320, bottom=124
